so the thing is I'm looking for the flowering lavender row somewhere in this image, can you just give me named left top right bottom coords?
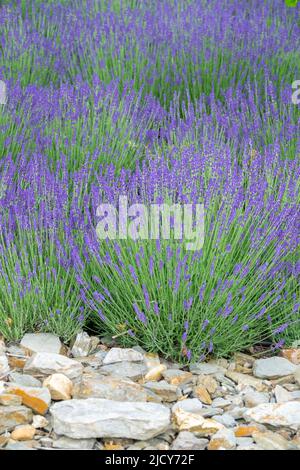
left=0, top=0, right=299, bottom=361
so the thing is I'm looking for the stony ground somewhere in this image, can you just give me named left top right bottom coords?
left=1, top=332, right=300, bottom=451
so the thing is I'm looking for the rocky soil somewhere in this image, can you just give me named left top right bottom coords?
left=1, top=332, right=300, bottom=450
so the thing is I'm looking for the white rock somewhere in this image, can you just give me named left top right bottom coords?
left=100, top=361, right=147, bottom=381
left=253, top=430, right=297, bottom=450
left=32, top=415, right=49, bottom=429
left=171, top=431, right=208, bottom=450
left=24, top=353, right=83, bottom=380
left=9, top=372, right=41, bottom=388
left=243, top=391, right=269, bottom=408
left=253, top=357, right=297, bottom=379
left=208, top=428, right=236, bottom=450
left=43, top=373, right=73, bottom=400
left=50, top=398, right=170, bottom=440
left=103, top=348, right=144, bottom=365
left=213, top=413, right=236, bottom=428
left=172, top=399, right=203, bottom=414
left=244, top=402, right=300, bottom=430
left=274, top=385, right=292, bottom=403
left=71, top=332, right=99, bottom=358
left=21, top=333, right=62, bottom=354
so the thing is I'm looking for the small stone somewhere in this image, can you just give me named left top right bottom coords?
left=100, top=361, right=147, bottom=381
left=225, top=371, right=268, bottom=392
left=144, top=365, right=166, bottom=382
left=236, top=437, right=254, bottom=447
left=71, top=332, right=99, bottom=358
left=281, top=349, right=300, bottom=365
left=38, top=437, right=53, bottom=448
left=172, top=400, right=223, bottom=436
left=234, top=425, right=263, bottom=437
left=196, top=375, right=218, bottom=394
left=0, top=355, right=9, bottom=378
left=253, top=357, right=297, bottom=379
left=11, top=425, right=36, bottom=441
left=50, top=398, right=170, bottom=440
left=211, top=397, right=231, bottom=408
left=244, top=402, right=300, bottom=430
left=0, top=393, right=22, bottom=406
left=24, top=352, right=83, bottom=380
left=199, top=407, right=223, bottom=418
left=172, top=398, right=203, bottom=414
left=193, top=385, right=212, bottom=405
left=103, top=348, right=144, bottom=365
left=53, top=436, right=96, bottom=450
left=9, top=372, right=41, bottom=388
left=0, top=406, right=33, bottom=433
left=227, top=406, right=248, bottom=419
left=103, top=441, right=124, bottom=451
left=73, top=374, right=147, bottom=402
left=208, top=428, right=236, bottom=450
left=143, top=381, right=180, bottom=402
left=253, top=430, right=297, bottom=450
left=243, top=391, right=269, bottom=408
left=5, top=440, right=37, bottom=450
left=32, top=415, right=48, bottom=429
left=213, top=413, right=236, bottom=428
left=6, top=383, right=51, bottom=415
left=171, top=431, right=208, bottom=450
left=274, top=385, right=292, bottom=403
left=189, top=362, right=225, bottom=375
left=144, top=353, right=161, bottom=370
left=162, top=369, right=193, bottom=386
left=43, top=373, right=73, bottom=400
left=21, top=333, right=62, bottom=355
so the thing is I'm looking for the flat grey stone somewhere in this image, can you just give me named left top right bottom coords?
left=21, top=333, right=62, bottom=354
left=73, top=374, right=148, bottom=401
left=171, top=431, right=208, bottom=450
left=253, top=357, right=297, bottom=379
left=100, top=361, right=147, bottom=381
left=9, top=372, right=42, bottom=388
left=50, top=398, right=170, bottom=440
left=24, top=353, right=83, bottom=380
left=103, top=348, right=144, bottom=364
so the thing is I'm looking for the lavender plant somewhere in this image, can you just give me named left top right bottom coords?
left=74, top=146, right=299, bottom=362
left=0, top=0, right=298, bottom=360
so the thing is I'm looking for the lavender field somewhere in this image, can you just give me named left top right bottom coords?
left=0, top=0, right=299, bottom=363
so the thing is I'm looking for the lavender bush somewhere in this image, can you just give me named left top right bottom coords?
left=0, top=0, right=299, bottom=360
